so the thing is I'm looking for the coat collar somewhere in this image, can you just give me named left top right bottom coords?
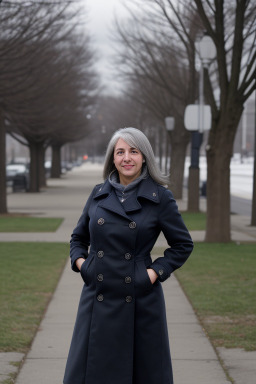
left=94, top=177, right=160, bottom=215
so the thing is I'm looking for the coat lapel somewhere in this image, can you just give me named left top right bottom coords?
left=94, top=177, right=160, bottom=217
left=123, top=177, right=160, bottom=213
left=99, top=191, right=132, bottom=220
left=94, top=181, right=131, bottom=220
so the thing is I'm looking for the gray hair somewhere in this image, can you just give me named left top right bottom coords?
left=103, top=127, right=169, bottom=186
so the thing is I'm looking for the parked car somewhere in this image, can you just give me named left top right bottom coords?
left=62, top=161, right=73, bottom=171
left=6, top=164, right=29, bottom=192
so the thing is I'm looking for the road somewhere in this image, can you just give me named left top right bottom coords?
left=231, top=195, right=252, bottom=216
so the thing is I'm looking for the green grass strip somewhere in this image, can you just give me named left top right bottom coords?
left=0, top=243, right=68, bottom=352
left=155, top=243, right=256, bottom=351
left=0, top=217, right=63, bottom=232
left=180, top=212, right=206, bottom=231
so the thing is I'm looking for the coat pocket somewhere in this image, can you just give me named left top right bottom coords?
left=80, top=255, right=94, bottom=286
left=135, top=260, right=154, bottom=295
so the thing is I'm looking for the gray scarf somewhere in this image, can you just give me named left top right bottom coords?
left=109, top=165, right=148, bottom=203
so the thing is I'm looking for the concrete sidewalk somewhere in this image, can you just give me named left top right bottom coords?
left=1, top=163, right=255, bottom=384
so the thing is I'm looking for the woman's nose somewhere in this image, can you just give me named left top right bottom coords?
left=123, top=151, right=130, bottom=161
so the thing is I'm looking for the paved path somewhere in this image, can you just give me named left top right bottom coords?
left=1, top=163, right=256, bottom=384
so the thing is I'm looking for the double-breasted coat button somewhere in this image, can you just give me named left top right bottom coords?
left=97, top=250, right=104, bottom=258
left=124, top=253, right=132, bottom=260
left=97, top=274, right=103, bottom=282
left=153, top=192, right=156, bottom=197
left=129, top=221, right=136, bottom=229
left=97, top=294, right=104, bottom=301
left=125, top=295, right=132, bottom=303
left=159, top=269, right=164, bottom=276
left=125, top=276, right=132, bottom=283
left=97, top=218, right=105, bottom=225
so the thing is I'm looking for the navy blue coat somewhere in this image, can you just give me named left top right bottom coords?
left=63, top=176, right=193, bottom=384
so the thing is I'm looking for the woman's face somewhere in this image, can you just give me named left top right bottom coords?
left=113, top=138, right=144, bottom=185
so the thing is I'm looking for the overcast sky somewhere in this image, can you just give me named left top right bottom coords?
left=85, top=0, right=129, bottom=93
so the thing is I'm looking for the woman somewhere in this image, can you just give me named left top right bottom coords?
left=63, top=127, right=193, bottom=384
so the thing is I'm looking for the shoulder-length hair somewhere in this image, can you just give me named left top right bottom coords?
left=103, top=127, right=169, bottom=186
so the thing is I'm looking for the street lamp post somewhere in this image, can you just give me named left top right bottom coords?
left=184, top=34, right=216, bottom=212
left=164, top=116, right=175, bottom=175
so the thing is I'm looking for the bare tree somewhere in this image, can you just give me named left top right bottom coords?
left=115, top=0, right=255, bottom=241
left=192, top=0, right=256, bottom=241
left=121, top=72, right=191, bottom=198
left=83, top=93, right=159, bottom=161
left=112, top=0, right=202, bottom=198
left=7, top=36, right=99, bottom=190
left=0, top=0, right=76, bottom=210
left=0, top=1, right=99, bottom=202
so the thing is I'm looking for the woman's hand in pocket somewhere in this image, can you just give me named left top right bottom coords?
left=147, top=268, right=158, bottom=284
left=76, top=258, right=85, bottom=271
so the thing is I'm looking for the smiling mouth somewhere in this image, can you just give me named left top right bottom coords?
left=122, top=165, right=134, bottom=169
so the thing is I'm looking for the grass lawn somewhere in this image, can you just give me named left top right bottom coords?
left=0, top=216, right=63, bottom=232
left=180, top=212, right=206, bottom=231
left=155, top=243, right=256, bottom=351
left=0, top=243, right=68, bottom=352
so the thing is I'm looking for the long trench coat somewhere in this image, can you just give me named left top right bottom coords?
left=63, top=176, right=193, bottom=384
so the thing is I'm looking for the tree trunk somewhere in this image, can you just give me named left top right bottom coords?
left=169, top=138, right=188, bottom=199
left=29, top=142, right=42, bottom=192
left=51, top=144, right=62, bottom=178
left=39, top=146, right=46, bottom=188
left=251, top=115, right=256, bottom=226
left=205, top=105, right=243, bottom=242
left=206, top=148, right=232, bottom=242
left=0, top=108, right=7, bottom=213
